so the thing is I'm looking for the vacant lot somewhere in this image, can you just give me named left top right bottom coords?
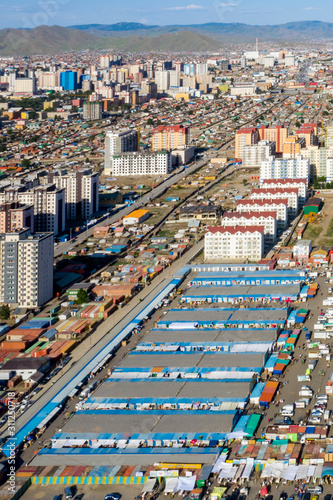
left=303, top=192, right=333, bottom=247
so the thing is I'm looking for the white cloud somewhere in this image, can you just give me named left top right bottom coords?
left=304, top=6, right=321, bottom=10
left=218, top=2, right=238, bottom=6
left=165, top=4, right=205, bottom=11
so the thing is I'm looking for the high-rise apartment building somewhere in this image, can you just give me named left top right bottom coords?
left=0, top=203, right=34, bottom=233
left=83, top=102, right=102, bottom=120
left=260, top=155, right=310, bottom=183
left=242, top=140, right=275, bottom=168
left=37, top=72, right=61, bottom=89
left=111, top=151, right=171, bottom=177
left=282, top=136, right=304, bottom=158
left=155, top=71, right=170, bottom=91
left=104, top=129, right=138, bottom=174
left=259, top=125, right=288, bottom=154
left=325, top=126, right=333, bottom=148
left=300, top=145, right=333, bottom=178
left=60, top=71, right=78, bottom=91
left=0, top=228, right=54, bottom=308
left=50, top=169, right=99, bottom=220
left=152, top=125, right=189, bottom=152
left=235, top=128, right=259, bottom=161
left=0, top=185, right=65, bottom=235
left=14, top=78, right=37, bottom=95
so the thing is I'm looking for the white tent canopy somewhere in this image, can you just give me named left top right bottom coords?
left=176, top=476, right=197, bottom=492
left=142, top=479, right=156, bottom=493
left=165, top=478, right=178, bottom=494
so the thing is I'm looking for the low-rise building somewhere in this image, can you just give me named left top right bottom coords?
left=204, top=225, right=264, bottom=261
left=293, top=239, right=312, bottom=263
left=179, top=205, right=221, bottom=222
left=123, top=209, right=150, bottom=226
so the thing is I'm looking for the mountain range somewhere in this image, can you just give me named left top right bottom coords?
left=0, top=20, right=332, bottom=56
left=69, top=20, right=333, bottom=41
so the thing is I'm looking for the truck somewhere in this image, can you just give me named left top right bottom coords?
left=299, top=386, right=313, bottom=397
left=79, top=388, right=91, bottom=400
left=308, top=360, right=317, bottom=371
left=305, top=331, right=311, bottom=341
left=298, top=375, right=311, bottom=382
left=88, top=380, right=98, bottom=392
left=280, top=404, right=294, bottom=417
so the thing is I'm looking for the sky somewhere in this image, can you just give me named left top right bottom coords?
left=0, top=0, right=333, bottom=30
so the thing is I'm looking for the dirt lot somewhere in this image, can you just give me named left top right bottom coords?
left=302, top=191, right=333, bottom=247
left=21, top=482, right=143, bottom=500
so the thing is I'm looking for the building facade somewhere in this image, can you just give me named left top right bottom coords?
left=250, top=187, right=299, bottom=219
left=0, top=229, right=54, bottom=308
left=152, top=125, right=189, bottom=152
left=104, top=129, right=138, bottom=175
left=242, top=140, right=275, bottom=169
left=204, top=226, right=264, bottom=261
left=221, top=211, right=277, bottom=246
left=260, top=155, right=310, bottom=183
left=51, top=169, right=99, bottom=220
left=111, top=151, right=171, bottom=176
left=237, top=198, right=288, bottom=230
left=0, top=203, right=34, bottom=233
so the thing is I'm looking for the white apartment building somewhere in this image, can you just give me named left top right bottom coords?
left=155, top=70, right=170, bottom=91
left=326, top=158, right=333, bottom=183
left=0, top=185, right=65, bottom=236
left=300, top=146, right=333, bottom=178
left=111, top=151, right=171, bottom=176
left=221, top=211, right=277, bottom=246
left=261, top=179, right=307, bottom=206
left=81, top=172, right=99, bottom=219
left=260, top=155, right=310, bottom=183
left=242, top=140, right=275, bottom=169
left=104, top=129, right=138, bottom=174
left=230, top=84, right=257, bottom=96
left=52, top=169, right=99, bottom=219
left=237, top=199, right=288, bottom=230
left=250, top=188, right=299, bottom=219
left=37, top=72, right=61, bottom=90
left=284, top=55, right=296, bottom=66
left=204, top=226, right=264, bottom=261
left=0, top=228, right=54, bottom=308
left=263, top=56, right=275, bottom=68
left=14, top=78, right=37, bottom=95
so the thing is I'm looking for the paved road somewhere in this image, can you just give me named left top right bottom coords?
left=1, top=240, right=203, bottom=445
left=54, top=159, right=209, bottom=257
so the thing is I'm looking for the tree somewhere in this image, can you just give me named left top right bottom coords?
left=0, top=305, right=10, bottom=320
left=21, top=159, right=31, bottom=169
left=75, top=289, right=90, bottom=305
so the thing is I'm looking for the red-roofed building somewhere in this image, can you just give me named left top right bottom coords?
left=205, top=225, right=264, bottom=261
left=235, top=127, right=259, bottom=161
left=152, top=125, right=189, bottom=151
left=261, top=178, right=307, bottom=206
left=222, top=211, right=277, bottom=246
left=250, top=187, right=299, bottom=219
left=236, top=198, right=288, bottom=230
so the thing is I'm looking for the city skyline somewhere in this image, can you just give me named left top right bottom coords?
left=0, top=0, right=333, bottom=30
